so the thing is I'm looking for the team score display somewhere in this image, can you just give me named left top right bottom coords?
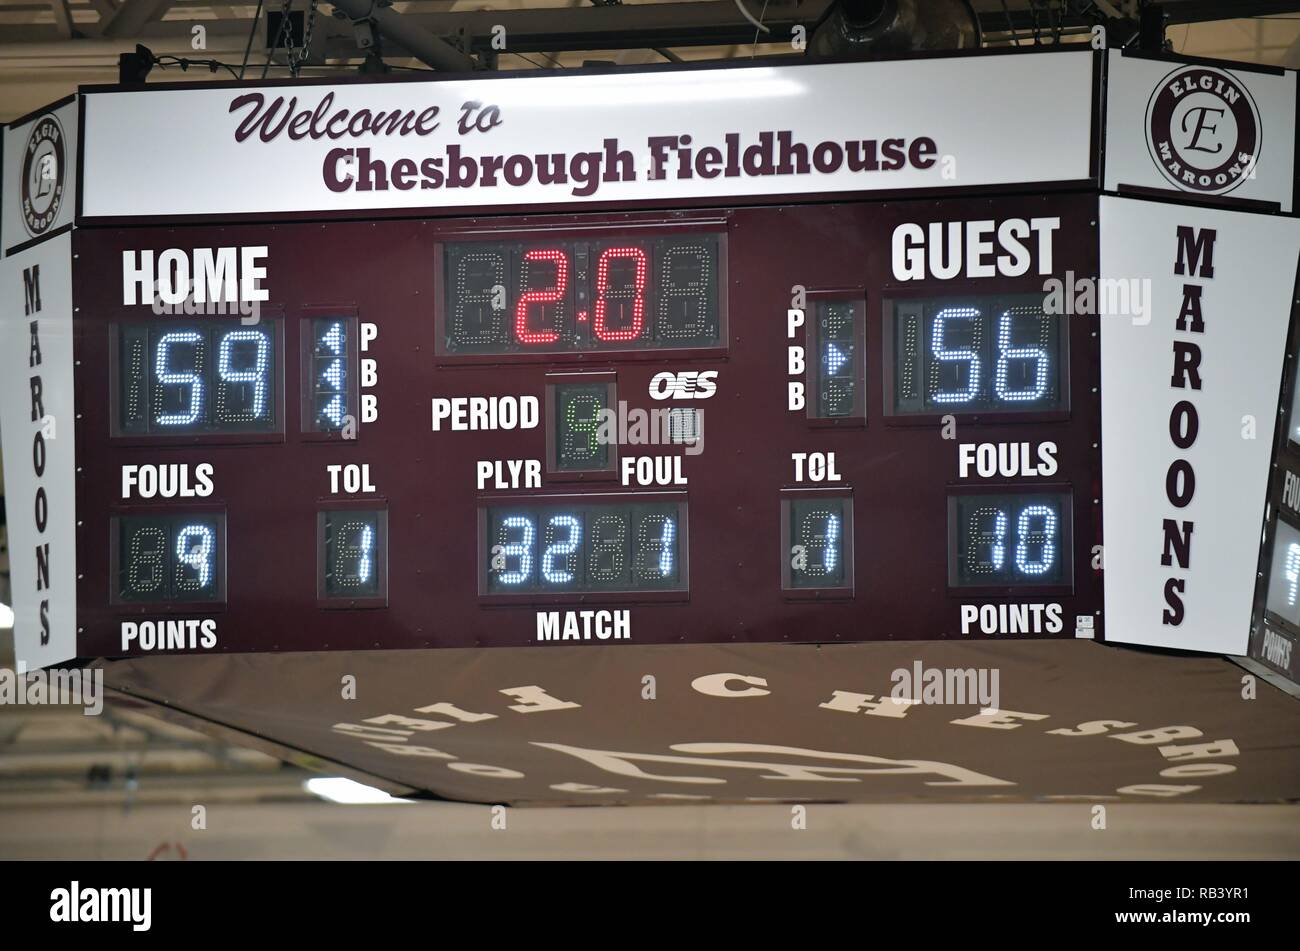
left=949, top=492, right=1073, bottom=588
left=892, top=295, right=1065, bottom=415
left=115, top=513, right=225, bottom=603
left=442, top=232, right=722, bottom=355
left=783, top=495, right=854, bottom=592
left=116, top=319, right=280, bottom=435
left=484, top=500, right=687, bottom=594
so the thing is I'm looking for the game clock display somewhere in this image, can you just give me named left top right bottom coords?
left=891, top=295, right=1066, bottom=415
left=440, top=231, right=722, bottom=355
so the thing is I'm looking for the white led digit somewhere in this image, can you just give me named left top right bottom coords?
left=333, top=519, right=374, bottom=589
left=174, top=523, right=214, bottom=591
left=634, top=514, right=675, bottom=580
left=1285, top=542, right=1300, bottom=607
left=155, top=330, right=204, bottom=425
left=658, top=517, right=676, bottom=577
left=588, top=514, right=626, bottom=582
left=929, top=307, right=981, bottom=404
left=994, top=308, right=1050, bottom=402
left=499, top=515, right=535, bottom=585
left=541, top=514, right=581, bottom=584
left=1014, top=504, right=1057, bottom=576
left=798, top=508, right=841, bottom=579
left=967, top=506, right=1007, bottom=576
left=217, top=329, right=271, bottom=421
left=127, top=526, right=166, bottom=594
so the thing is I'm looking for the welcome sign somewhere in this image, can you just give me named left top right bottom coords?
left=78, top=52, right=1096, bottom=219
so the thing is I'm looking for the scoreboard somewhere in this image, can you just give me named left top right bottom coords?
left=73, top=194, right=1101, bottom=656
left=8, top=50, right=1299, bottom=673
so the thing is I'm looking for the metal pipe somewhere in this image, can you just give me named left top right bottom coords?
left=325, top=0, right=474, bottom=72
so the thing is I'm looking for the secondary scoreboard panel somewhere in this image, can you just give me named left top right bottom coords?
left=74, top=193, right=1101, bottom=656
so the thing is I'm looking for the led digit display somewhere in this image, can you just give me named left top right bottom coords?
left=893, top=295, right=1065, bottom=415
left=554, top=383, right=611, bottom=472
left=117, top=319, right=278, bottom=434
left=950, top=492, right=1071, bottom=587
left=309, top=318, right=353, bottom=432
left=784, top=496, right=852, bottom=590
left=116, top=513, right=224, bottom=603
left=810, top=300, right=863, bottom=418
left=485, top=500, right=686, bottom=594
left=1265, top=519, right=1300, bottom=628
left=443, top=233, right=721, bottom=354
left=321, top=509, right=386, bottom=599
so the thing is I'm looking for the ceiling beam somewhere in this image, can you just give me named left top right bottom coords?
left=101, top=0, right=175, bottom=39
left=49, top=0, right=75, bottom=38
left=326, top=0, right=475, bottom=71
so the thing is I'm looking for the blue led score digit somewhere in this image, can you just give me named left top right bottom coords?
left=154, top=331, right=205, bottom=425
left=216, top=329, right=271, bottom=422
left=929, top=306, right=982, bottom=404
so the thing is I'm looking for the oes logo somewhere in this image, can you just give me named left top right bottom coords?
left=1145, top=65, right=1261, bottom=197
left=649, top=370, right=718, bottom=400
left=20, top=113, right=66, bottom=237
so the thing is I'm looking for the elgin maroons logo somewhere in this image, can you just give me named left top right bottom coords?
left=1145, top=65, right=1261, bottom=197
left=21, top=114, right=66, bottom=237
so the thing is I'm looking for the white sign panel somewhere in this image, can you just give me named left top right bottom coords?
left=1105, top=50, right=1297, bottom=211
left=1100, top=196, right=1300, bottom=655
left=0, top=231, right=77, bottom=668
left=2, top=98, right=78, bottom=255
left=80, top=53, right=1095, bottom=219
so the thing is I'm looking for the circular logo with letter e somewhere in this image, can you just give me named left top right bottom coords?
left=21, top=114, right=66, bottom=237
left=1146, top=65, right=1261, bottom=196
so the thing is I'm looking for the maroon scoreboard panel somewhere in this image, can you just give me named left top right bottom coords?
left=73, top=192, right=1101, bottom=658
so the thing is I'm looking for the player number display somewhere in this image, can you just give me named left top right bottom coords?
left=484, top=500, right=686, bottom=594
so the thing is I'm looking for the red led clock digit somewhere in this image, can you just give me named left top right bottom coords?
left=514, top=248, right=568, bottom=345
left=592, top=246, right=648, bottom=342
